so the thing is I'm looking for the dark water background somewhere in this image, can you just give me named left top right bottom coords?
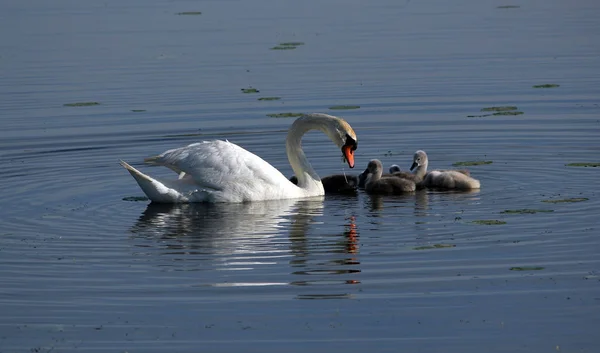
left=1, top=0, right=599, bottom=352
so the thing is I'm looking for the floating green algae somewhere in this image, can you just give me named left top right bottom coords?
left=501, top=209, right=554, bottom=214
left=510, top=266, right=545, bottom=271
left=481, top=106, right=518, bottom=112
left=453, top=161, right=493, bottom=167
left=63, top=102, right=100, bottom=107
left=279, top=42, right=304, bottom=46
left=270, top=42, right=305, bottom=50
left=532, top=84, right=560, bottom=88
left=470, top=220, right=506, bottom=225
left=329, top=105, right=360, bottom=110
left=241, top=87, right=259, bottom=93
left=122, top=196, right=149, bottom=202
left=266, top=112, right=304, bottom=118
left=257, top=97, right=281, bottom=101
left=565, top=162, right=600, bottom=167
left=271, top=46, right=297, bottom=50
left=176, top=11, right=202, bottom=15
left=493, top=111, right=524, bottom=116
left=541, top=198, right=588, bottom=204
left=413, top=244, right=456, bottom=250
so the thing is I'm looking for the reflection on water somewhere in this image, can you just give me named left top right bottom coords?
left=129, top=199, right=362, bottom=299
left=130, top=198, right=324, bottom=255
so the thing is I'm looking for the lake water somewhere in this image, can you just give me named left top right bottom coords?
left=1, top=0, right=599, bottom=352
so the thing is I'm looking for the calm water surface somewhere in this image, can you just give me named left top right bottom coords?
left=1, top=0, right=599, bottom=352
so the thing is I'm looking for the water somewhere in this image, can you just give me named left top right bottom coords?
left=1, top=0, right=599, bottom=352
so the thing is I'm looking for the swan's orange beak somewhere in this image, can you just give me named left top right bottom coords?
left=342, top=145, right=355, bottom=168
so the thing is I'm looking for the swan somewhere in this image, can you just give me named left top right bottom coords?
left=410, top=150, right=480, bottom=190
left=289, top=174, right=358, bottom=195
left=363, top=159, right=416, bottom=194
left=120, top=113, right=358, bottom=203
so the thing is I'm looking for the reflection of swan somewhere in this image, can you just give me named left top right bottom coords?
left=120, top=113, right=358, bottom=203
left=410, top=150, right=480, bottom=190
left=364, top=159, right=416, bottom=194
left=130, top=198, right=324, bottom=255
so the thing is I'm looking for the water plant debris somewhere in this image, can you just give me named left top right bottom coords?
left=453, top=161, right=493, bottom=166
left=470, top=220, right=506, bottom=225
left=565, top=162, right=600, bottom=167
left=258, top=97, right=281, bottom=101
left=241, top=87, right=259, bottom=94
left=510, top=266, right=545, bottom=271
left=63, top=102, right=100, bottom=107
left=501, top=209, right=554, bottom=214
left=541, top=198, right=588, bottom=204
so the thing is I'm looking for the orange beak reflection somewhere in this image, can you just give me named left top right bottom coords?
left=342, top=145, right=355, bottom=168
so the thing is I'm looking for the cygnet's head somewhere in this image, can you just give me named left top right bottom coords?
left=410, top=150, right=428, bottom=171
left=389, top=164, right=402, bottom=173
left=367, top=159, right=384, bottom=176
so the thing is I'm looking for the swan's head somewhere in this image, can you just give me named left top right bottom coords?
left=326, top=116, right=357, bottom=169
left=410, top=150, right=428, bottom=171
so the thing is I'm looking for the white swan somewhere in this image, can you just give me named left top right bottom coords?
left=410, top=150, right=480, bottom=190
left=120, top=113, right=358, bottom=203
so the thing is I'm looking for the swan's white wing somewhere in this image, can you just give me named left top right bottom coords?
left=146, top=140, right=292, bottom=193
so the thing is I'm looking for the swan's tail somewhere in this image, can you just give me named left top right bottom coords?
left=120, top=160, right=189, bottom=203
left=452, top=173, right=481, bottom=190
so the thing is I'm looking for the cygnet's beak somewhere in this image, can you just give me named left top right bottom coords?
left=342, top=145, right=355, bottom=168
left=410, top=162, right=418, bottom=171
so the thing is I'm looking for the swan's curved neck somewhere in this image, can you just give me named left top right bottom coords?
left=413, top=159, right=428, bottom=179
left=286, top=116, right=331, bottom=194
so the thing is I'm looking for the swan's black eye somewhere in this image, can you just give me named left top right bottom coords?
left=344, top=134, right=357, bottom=150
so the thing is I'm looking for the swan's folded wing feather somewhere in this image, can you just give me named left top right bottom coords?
left=145, top=140, right=290, bottom=190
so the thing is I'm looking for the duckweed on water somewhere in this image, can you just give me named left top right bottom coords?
left=510, top=266, right=545, bottom=271
left=453, top=161, right=493, bottom=167
left=271, top=42, right=305, bottom=50
left=501, top=209, right=554, bottom=214
left=122, top=196, right=149, bottom=202
left=267, top=112, right=304, bottom=118
left=542, top=198, right=588, bottom=204
left=493, top=111, right=524, bottom=116
left=271, top=46, right=297, bottom=50
left=279, top=42, right=305, bottom=46
left=481, top=106, right=518, bottom=112
left=176, top=11, right=202, bottom=15
left=566, top=162, right=600, bottom=167
left=257, top=97, right=281, bottom=101
left=533, top=84, right=560, bottom=88
left=63, top=102, right=100, bottom=107
left=329, top=105, right=360, bottom=110
left=241, top=87, right=259, bottom=94
left=413, top=244, right=456, bottom=250
left=471, top=220, right=506, bottom=225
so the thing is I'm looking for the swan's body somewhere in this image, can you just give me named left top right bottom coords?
left=364, top=159, right=416, bottom=194
left=410, top=150, right=480, bottom=190
left=289, top=174, right=358, bottom=195
left=121, top=113, right=357, bottom=203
